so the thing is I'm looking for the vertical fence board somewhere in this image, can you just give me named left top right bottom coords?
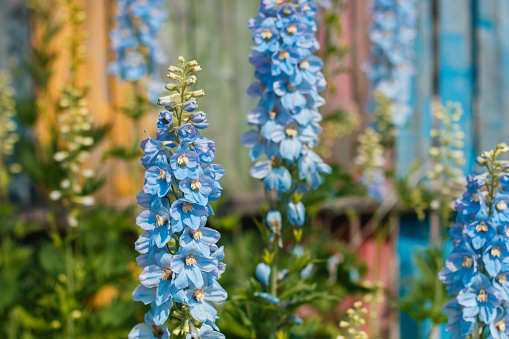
left=438, top=0, right=475, bottom=174
left=477, top=0, right=502, bottom=152
left=498, top=0, right=509, bottom=146
left=396, top=0, right=434, bottom=177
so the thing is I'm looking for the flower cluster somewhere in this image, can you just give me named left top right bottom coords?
left=109, top=0, right=168, bottom=102
left=440, top=144, right=509, bottom=338
left=49, top=0, right=96, bottom=219
left=129, top=57, right=226, bottom=339
left=367, top=0, right=418, bottom=126
left=243, top=0, right=331, bottom=219
left=338, top=301, right=369, bottom=339
left=428, top=102, right=466, bottom=220
left=355, top=127, right=386, bottom=201
left=0, top=71, right=20, bottom=182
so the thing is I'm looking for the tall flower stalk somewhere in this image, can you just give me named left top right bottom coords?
left=242, top=1, right=331, bottom=337
left=0, top=71, right=20, bottom=198
left=367, top=0, right=418, bottom=126
left=107, top=0, right=169, bottom=181
left=129, top=57, right=226, bottom=339
left=440, top=143, right=509, bottom=339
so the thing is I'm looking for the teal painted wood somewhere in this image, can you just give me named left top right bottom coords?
left=438, top=0, right=476, bottom=175
left=396, top=0, right=434, bottom=178
left=477, top=0, right=503, bottom=153
left=497, top=0, right=509, bottom=149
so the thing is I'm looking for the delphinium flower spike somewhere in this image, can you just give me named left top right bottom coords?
left=367, top=0, right=418, bottom=126
left=129, top=57, right=226, bottom=339
left=242, top=0, right=331, bottom=336
left=109, top=0, right=168, bottom=102
left=440, top=143, right=509, bottom=338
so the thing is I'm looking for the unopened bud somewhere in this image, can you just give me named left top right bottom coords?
left=190, top=66, right=202, bottom=73
left=186, top=60, right=198, bottom=67
left=185, top=76, right=197, bottom=86
left=192, top=90, right=205, bottom=98
left=168, top=65, right=181, bottom=73
left=178, top=56, right=185, bottom=63
left=165, top=83, right=179, bottom=91
left=167, top=72, right=179, bottom=80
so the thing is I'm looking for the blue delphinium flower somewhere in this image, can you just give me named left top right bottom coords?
left=109, top=0, right=169, bottom=102
left=440, top=146, right=509, bottom=337
left=130, top=57, right=227, bottom=337
left=242, top=0, right=331, bottom=332
left=367, top=0, right=418, bottom=125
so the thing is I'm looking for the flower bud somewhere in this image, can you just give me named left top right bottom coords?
left=165, top=83, right=179, bottom=91
left=168, top=65, right=181, bottom=73
left=185, top=76, right=197, bottom=86
left=178, top=56, right=185, bottom=63
left=167, top=72, right=179, bottom=80
left=190, top=66, right=202, bottom=73
left=186, top=60, right=198, bottom=67
left=192, top=90, right=205, bottom=98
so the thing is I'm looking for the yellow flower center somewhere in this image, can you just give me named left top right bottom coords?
left=162, top=269, right=173, bottom=281
left=498, top=273, right=507, bottom=284
left=283, top=6, right=293, bottom=16
left=492, top=246, right=502, bottom=258
left=182, top=202, right=194, bottom=213
left=156, top=215, right=166, bottom=227
left=299, top=59, right=309, bottom=69
left=194, top=288, right=205, bottom=302
left=185, top=253, right=197, bottom=266
left=497, top=319, right=506, bottom=332
left=177, top=153, right=189, bottom=166
left=191, top=179, right=201, bottom=191
left=301, top=3, right=310, bottom=11
left=269, top=111, right=277, bottom=120
left=462, top=256, right=473, bottom=268
left=261, top=28, right=273, bottom=41
left=157, top=169, right=167, bottom=179
left=471, top=193, right=479, bottom=203
left=285, top=125, right=297, bottom=138
left=190, top=228, right=202, bottom=240
left=286, top=23, right=297, bottom=35
left=278, top=50, right=290, bottom=60
left=476, top=221, right=488, bottom=232
left=287, top=84, right=297, bottom=91
left=497, top=200, right=508, bottom=211
left=477, top=289, right=488, bottom=303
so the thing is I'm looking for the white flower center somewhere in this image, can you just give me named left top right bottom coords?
left=299, top=59, right=309, bottom=69
left=476, top=221, right=488, bottom=232
left=182, top=202, right=194, bottom=213
left=261, top=28, right=272, bottom=41
left=191, top=179, right=201, bottom=191
left=462, top=256, right=473, bottom=268
left=185, top=253, right=197, bottom=266
left=194, top=288, right=205, bottom=302
left=286, top=23, right=297, bottom=35
left=178, top=154, right=189, bottom=166
left=492, top=246, right=501, bottom=258
left=477, top=290, right=488, bottom=303
left=156, top=215, right=167, bottom=227
left=278, top=50, right=290, bottom=60
left=157, top=169, right=167, bottom=179
left=162, top=269, right=173, bottom=281
left=191, top=228, right=202, bottom=240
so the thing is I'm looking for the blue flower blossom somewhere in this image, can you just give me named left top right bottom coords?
left=457, top=274, right=500, bottom=324
left=187, top=323, right=225, bottom=339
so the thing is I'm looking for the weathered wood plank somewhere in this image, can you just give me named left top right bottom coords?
left=477, top=0, right=502, bottom=153
left=438, top=0, right=475, bottom=174
left=396, top=0, right=434, bottom=177
left=497, top=0, right=509, bottom=149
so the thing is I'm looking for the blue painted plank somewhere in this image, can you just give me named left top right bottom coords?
left=396, top=0, right=434, bottom=178
left=498, top=0, right=509, bottom=148
left=477, top=0, right=502, bottom=152
left=438, top=0, right=476, bottom=174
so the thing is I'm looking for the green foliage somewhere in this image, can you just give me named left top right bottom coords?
left=0, top=207, right=145, bottom=339
left=397, top=247, right=448, bottom=326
